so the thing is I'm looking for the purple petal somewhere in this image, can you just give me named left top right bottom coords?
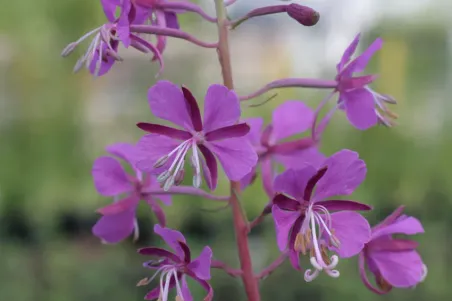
left=187, top=246, right=212, bottom=280
left=136, top=134, right=180, bottom=173
left=181, top=86, right=203, bottom=131
left=261, top=157, right=274, bottom=197
left=272, top=194, right=299, bottom=211
left=342, top=88, right=378, bottom=130
left=138, top=247, right=181, bottom=263
left=337, top=33, right=360, bottom=72
left=288, top=217, right=303, bottom=270
left=147, top=81, right=194, bottom=130
left=179, top=241, right=192, bottom=263
left=240, top=167, right=257, bottom=190
left=165, top=11, right=180, bottom=29
left=273, top=167, right=317, bottom=200
left=89, top=42, right=117, bottom=76
left=203, top=84, right=240, bottom=132
left=97, top=195, right=139, bottom=216
left=243, top=117, right=264, bottom=146
left=207, top=138, right=257, bottom=181
left=147, top=198, right=166, bottom=226
left=345, top=37, right=383, bottom=75
left=106, top=142, right=140, bottom=168
left=154, top=224, right=187, bottom=259
left=372, top=216, right=424, bottom=239
left=270, top=101, right=314, bottom=144
left=180, top=276, right=193, bottom=301
left=270, top=138, right=315, bottom=155
left=313, top=149, right=366, bottom=201
left=198, top=145, right=218, bottom=190
left=144, top=278, right=177, bottom=300
left=101, top=0, right=121, bottom=22
left=92, top=156, right=133, bottom=196
left=185, top=271, right=214, bottom=301
left=303, top=166, right=327, bottom=201
left=154, top=10, right=168, bottom=56
left=367, top=238, right=419, bottom=252
left=316, top=199, right=372, bottom=212
left=373, top=206, right=405, bottom=230
left=117, top=0, right=132, bottom=47
left=205, top=123, right=250, bottom=141
left=370, top=250, right=424, bottom=288
left=338, top=74, right=378, bottom=91
left=272, top=205, right=300, bottom=251
left=275, top=146, right=326, bottom=170
left=327, top=211, right=371, bottom=258
left=92, top=207, right=136, bottom=244
left=359, top=253, right=388, bottom=295
left=137, top=123, right=192, bottom=140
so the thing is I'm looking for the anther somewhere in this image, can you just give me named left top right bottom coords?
left=154, top=155, right=169, bottom=168
left=174, top=170, right=185, bottom=186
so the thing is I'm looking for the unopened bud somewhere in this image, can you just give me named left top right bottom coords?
left=286, top=4, right=320, bottom=26
left=61, top=42, right=78, bottom=57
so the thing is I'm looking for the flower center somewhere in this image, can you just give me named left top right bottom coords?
left=154, top=138, right=202, bottom=191
left=297, top=204, right=341, bottom=282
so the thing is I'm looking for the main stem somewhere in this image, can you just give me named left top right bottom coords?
left=214, top=1, right=261, bottom=300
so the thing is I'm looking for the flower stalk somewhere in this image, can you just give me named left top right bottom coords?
left=214, top=0, right=261, bottom=300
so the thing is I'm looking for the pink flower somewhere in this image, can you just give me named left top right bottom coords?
left=136, top=81, right=257, bottom=191
left=271, top=150, right=372, bottom=281
left=138, top=225, right=213, bottom=301
left=334, top=33, right=396, bottom=129
left=241, top=100, right=325, bottom=196
left=91, top=143, right=171, bottom=243
left=359, top=206, right=427, bottom=294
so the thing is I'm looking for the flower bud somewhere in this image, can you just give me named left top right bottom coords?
left=286, top=4, right=320, bottom=26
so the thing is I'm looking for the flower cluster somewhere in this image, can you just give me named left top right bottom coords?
left=62, top=0, right=427, bottom=300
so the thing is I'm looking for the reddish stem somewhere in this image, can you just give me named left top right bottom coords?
left=214, top=1, right=261, bottom=300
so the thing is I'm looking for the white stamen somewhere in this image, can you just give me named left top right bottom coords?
left=325, top=269, right=340, bottom=278
left=161, top=269, right=172, bottom=301
left=172, top=269, right=184, bottom=300
left=304, top=269, right=320, bottom=282
left=94, top=39, right=104, bottom=76
left=310, top=257, right=323, bottom=271
left=163, top=175, right=175, bottom=192
left=133, top=218, right=140, bottom=242
left=325, top=255, right=339, bottom=270
left=75, top=26, right=103, bottom=45
left=157, top=171, right=171, bottom=183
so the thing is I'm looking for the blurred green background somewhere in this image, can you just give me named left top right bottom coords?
left=0, top=0, right=449, bottom=300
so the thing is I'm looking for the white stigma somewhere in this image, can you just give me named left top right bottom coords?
left=301, top=205, right=341, bottom=281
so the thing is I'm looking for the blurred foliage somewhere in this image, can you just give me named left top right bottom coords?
left=0, top=0, right=450, bottom=300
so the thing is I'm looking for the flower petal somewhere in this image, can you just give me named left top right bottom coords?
left=89, top=42, right=117, bottom=76
left=272, top=205, right=300, bottom=251
left=207, top=138, right=257, bottom=181
left=96, top=195, right=139, bottom=216
left=147, top=81, right=194, bottom=130
left=261, top=156, right=274, bottom=197
left=372, top=216, right=424, bottom=239
left=243, top=117, right=264, bottom=146
left=187, top=246, right=212, bottom=280
left=182, top=86, right=203, bottom=131
left=138, top=247, right=180, bottom=263
left=359, top=253, right=388, bottom=295
left=185, top=271, right=214, bottom=301
left=198, top=145, right=218, bottom=190
left=92, top=156, right=133, bottom=196
left=315, top=199, right=372, bottom=212
left=92, top=207, right=136, bottom=244
left=106, top=142, right=140, bottom=168
left=337, top=33, right=360, bottom=72
left=240, top=167, right=257, bottom=190
left=165, top=11, right=180, bottom=29
left=275, top=146, right=326, bottom=170
left=270, top=101, right=314, bottom=144
left=205, top=123, right=250, bottom=141
left=345, top=37, right=383, bottom=75
left=203, top=84, right=240, bottom=132
left=272, top=194, right=299, bottom=211
left=343, top=88, right=378, bottom=130
left=328, top=211, right=371, bottom=258
left=101, top=0, right=121, bottom=22
left=137, top=123, right=192, bottom=140
left=154, top=224, right=187, bottom=259
left=288, top=216, right=303, bottom=270
left=314, top=149, right=366, bottom=201
left=136, top=134, right=180, bottom=173
left=146, top=198, right=166, bottom=226
left=273, top=167, right=317, bottom=200
left=370, top=250, right=424, bottom=288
